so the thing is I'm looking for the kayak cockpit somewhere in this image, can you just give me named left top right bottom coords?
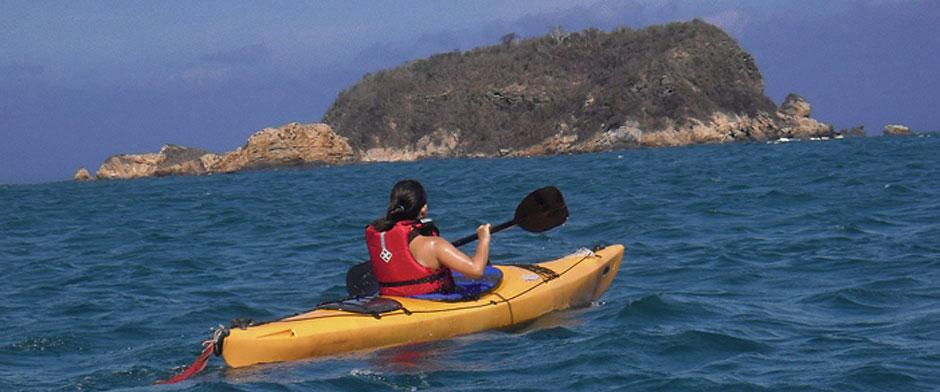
left=312, top=265, right=504, bottom=318
left=408, top=265, right=503, bottom=301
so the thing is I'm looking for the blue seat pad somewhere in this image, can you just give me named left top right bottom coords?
left=408, top=265, right=503, bottom=301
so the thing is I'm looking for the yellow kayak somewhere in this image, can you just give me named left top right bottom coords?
left=215, top=245, right=623, bottom=368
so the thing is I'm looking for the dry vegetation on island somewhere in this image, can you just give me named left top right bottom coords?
left=323, top=19, right=829, bottom=160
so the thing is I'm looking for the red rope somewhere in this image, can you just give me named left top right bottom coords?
left=152, top=342, right=214, bottom=385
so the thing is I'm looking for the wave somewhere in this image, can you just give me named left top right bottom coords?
left=613, top=294, right=720, bottom=324
left=797, top=287, right=907, bottom=315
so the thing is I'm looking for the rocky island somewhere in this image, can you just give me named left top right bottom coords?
left=93, top=123, right=353, bottom=180
left=882, top=124, right=914, bottom=136
left=79, top=19, right=847, bottom=181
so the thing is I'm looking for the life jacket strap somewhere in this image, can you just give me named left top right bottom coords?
left=377, top=267, right=451, bottom=288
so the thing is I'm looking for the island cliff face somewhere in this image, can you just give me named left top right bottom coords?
left=83, top=19, right=835, bottom=181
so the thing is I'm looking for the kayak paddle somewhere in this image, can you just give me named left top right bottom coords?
left=346, top=186, right=568, bottom=297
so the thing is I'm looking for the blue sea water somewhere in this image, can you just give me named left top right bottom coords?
left=1, top=135, right=938, bottom=391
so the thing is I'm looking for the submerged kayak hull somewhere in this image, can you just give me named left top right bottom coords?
left=220, top=245, right=624, bottom=368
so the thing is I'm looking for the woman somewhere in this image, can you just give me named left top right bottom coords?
left=366, top=179, right=491, bottom=296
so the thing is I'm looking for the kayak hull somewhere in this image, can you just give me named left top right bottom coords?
left=220, top=244, right=623, bottom=368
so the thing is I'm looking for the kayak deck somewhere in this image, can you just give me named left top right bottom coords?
left=219, top=245, right=624, bottom=368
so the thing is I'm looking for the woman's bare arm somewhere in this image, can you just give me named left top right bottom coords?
left=421, top=224, right=490, bottom=278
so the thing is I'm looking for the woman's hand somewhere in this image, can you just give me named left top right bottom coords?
left=477, top=223, right=491, bottom=243
left=413, top=223, right=493, bottom=279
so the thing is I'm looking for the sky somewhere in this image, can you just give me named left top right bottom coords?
left=1, top=0, right=937, bottom=184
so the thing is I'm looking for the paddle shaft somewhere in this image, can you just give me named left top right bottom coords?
left=449, top=219, right=516, bottom=248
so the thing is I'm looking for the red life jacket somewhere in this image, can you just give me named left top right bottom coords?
left=366, top=220, right=454, bottom=296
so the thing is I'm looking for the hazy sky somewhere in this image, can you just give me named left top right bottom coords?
left=1, top=0, right=937, bottom=184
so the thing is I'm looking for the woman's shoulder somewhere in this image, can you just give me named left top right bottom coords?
left=411, top=234, right=453, bottom=253
left=408, top=234, right=445, bottom=269
left=409, top=232, right=440, bottom=244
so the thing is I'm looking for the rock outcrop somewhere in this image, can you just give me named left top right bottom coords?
left=775, top=94, right=834, bottom=139
left=73, top=167, right=93, bottom=182
left=96, top=144, right=213, bottom=180
left=358, top=129, right=461, bottom=162
left=207, top=122, right=354, bottom=171
left=362, top=93, right=834, bottom=157
left=840, top=125, right=867, bottom=138
left=883, top=124, right=913, bottom=136
left=93, top=123, right=353, bottom=180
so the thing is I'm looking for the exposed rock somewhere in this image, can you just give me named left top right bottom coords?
left=95, top=144, right=212, bottom=180
left=883, top=124, right=913, bottom=136
left=97, top=149, right=166, bottom=180
left=208, top=123, right=354, bottom=171
left=160, top=144, right=212, bottom=168
left=359, top=129, right=459, bottom=162
left=627, top=112, right=772, bottom=147
left=774, top=94, right=835, bottom=139
left=579, top=121, right=643, bottom=150
left=839, top=125, right=867, bottom=138
left=564, top=103, right=831, bottom=151
left=73, top=167, right=93, bottom=182
left=779, top=94, right=811, bottom=118
left=514, top=125, right=580, bottom=156
left=94, top=123, right=353, bottom=180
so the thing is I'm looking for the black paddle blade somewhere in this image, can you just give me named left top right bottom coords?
left=346, top=261, right=379, bottom=297
left=514, top=186, right=568, bottom=233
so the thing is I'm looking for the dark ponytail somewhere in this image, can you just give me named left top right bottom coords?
left=370, top=179, right=427, bottom=231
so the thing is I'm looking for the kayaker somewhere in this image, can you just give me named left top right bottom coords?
left=366, top=179, right=491, bottom=296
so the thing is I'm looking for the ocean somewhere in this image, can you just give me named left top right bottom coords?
left=1, top=135, right=938, bottom=391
